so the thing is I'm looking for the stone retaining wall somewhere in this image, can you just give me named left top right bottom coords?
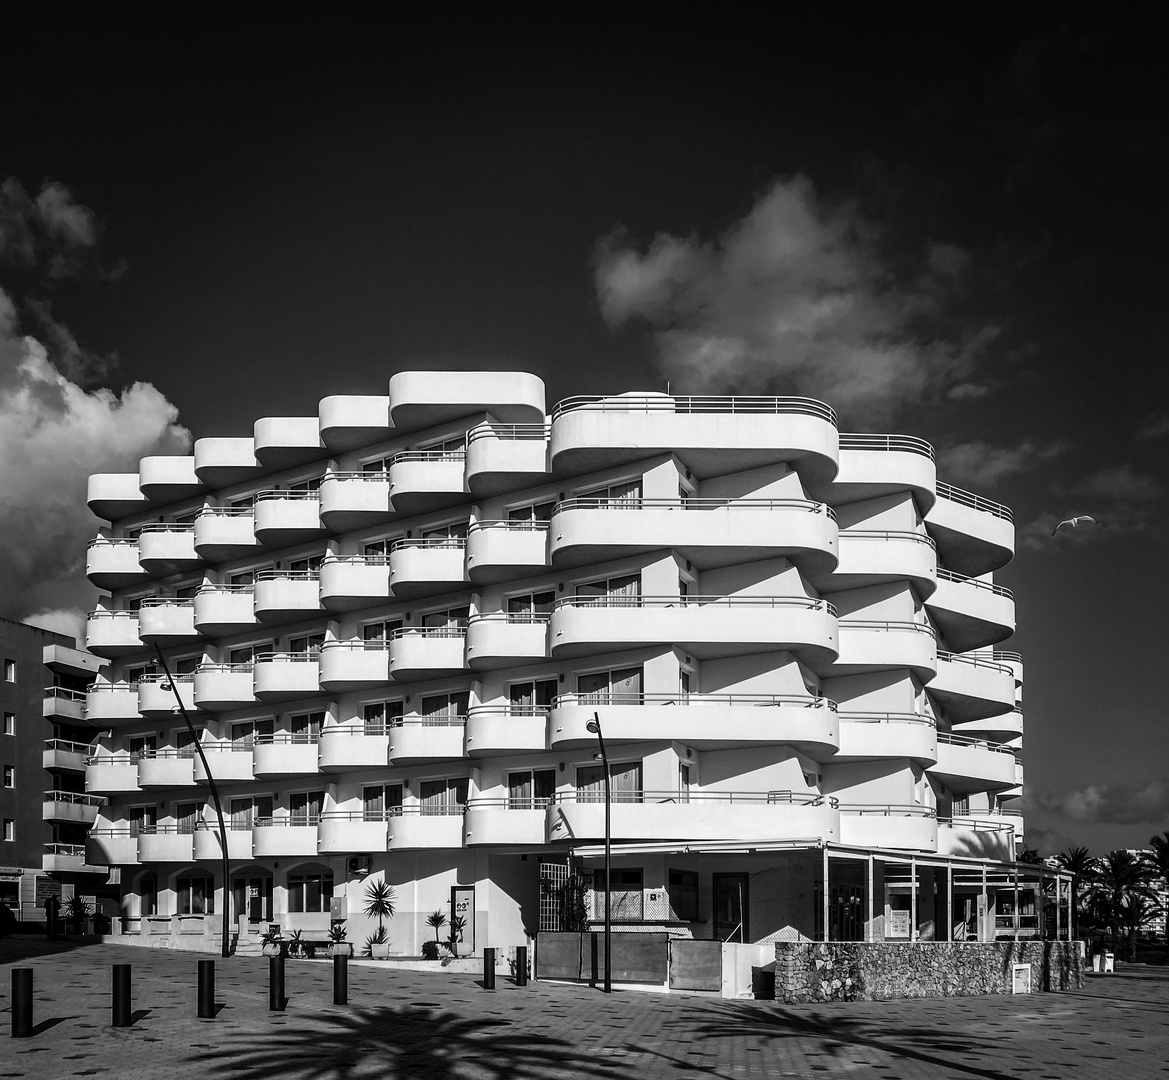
left=774, top=941, right=1083, bottom=1002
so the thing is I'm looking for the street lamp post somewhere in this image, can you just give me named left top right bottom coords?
left=585, top=712, right=611, bottom=994
left=154, top=646, right=232, bottom=958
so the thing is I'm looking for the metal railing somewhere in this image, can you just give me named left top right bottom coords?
left=253, top=815, right=321, bottom=828
left=466, top=704, right=553, bottom=718
left=466, top=422, right=551, bottom=445
left=255, top=569, right=320, bottom=581
left=550, top=692, right=837, bottom=710
left=138, top=823, right=199, bottom=835
left=136, top=746, right=198, bottom=759
left=318, top=808, right=404, bottom=822
left=992, top=650, right=1023, bottom=663
left=195, top=662, right=254, bottom=673
left=838, top=619, right=936, bottom=638
left=551, top=497, right=834, bottom=516
left=553, top=594, right=835, bottom=614
left=838, top=711, right=935, bottom=726
left=319, top=640, right=392, bottom=652
left=253, top=733, right=320, bottom=746
left=87, top=536, right=139, bottom=548
left=138, top=673, right=194, bottom=687
left=253, top=650, right=322, bottom=662
left=467, top=519, right=550, bottom=533
left=934, top=482, right=1013, bottom=522
left=43, top=790, right=107, bottom=806
left=841, top=529, right=935, bottom=548
left=390, top=537, right=466, bottom=551
left=552, top=394, right=838, bottom=425
left=138, top=597, right=194, bottom=608
left=388, top=625, right=466, bottom=639
left=940, top=815, right=1015, bottom=833
left=322, top=471, right=393, bottom=481
left=837, top=804, right=936, bottom=818
left=467, top=612, right=551, bottom=625
left=44, top=843, right=88, bottom=857
left=196, top=583, right=255, bottom=594
left=937, top=569, right=1014, bottom=598
left=937, top=732, right=1016, bottom=755
left=44, top=686, right=88, bottom=703
left=936, top=651, right=1014, bottom=675
left=137, top=522, right=195, bottom=534
left=85, top=610, right=138, bottom=621
left=254, top=489, right=321, bottom=502
left=390, top=450, right=466, bottom=465
left=44, top=738, right=95, bottom=755
left=320, top=554, right=392, bottom=566
left=838, top=433, right=935, bottom=460
left=465, top=797, right=554, bottom=811
left=549, top=789, right=837, bottom=807
left=196, top=506, right=256, bottom=518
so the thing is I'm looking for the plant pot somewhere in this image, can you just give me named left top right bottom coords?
left=329, top=943, right=353, bottom=958
left=262, top=943, right=282, bottom=958
left=371, top=943, right=390, bottom=960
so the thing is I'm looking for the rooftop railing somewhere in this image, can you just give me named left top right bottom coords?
left=838, top=433, right=935, bottom=459
left=934, top=482, right=1013, bottom=522
left=552, top=395, right=838, bottom=425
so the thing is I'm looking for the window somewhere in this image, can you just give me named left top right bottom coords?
left=363, top=619, right=403, bottom=643
left=508, top=678, right=557, bottom=711
left=127, top=735, right=157, bottom=762
left=507, top=769, right=556, bottom=809
left=230, top=570, right=255, bottom=586
left=175, top=802, right=200, bottom=834
left=680, top=669, right=692, bottom=698
left=576, top=760, right=642, bottom=803
left=362, top=784, right=403, bottom=820
left=953, top=797, right=970, bottom=816
left=421, top=520, right=468, bottom=541
left=574, top=573, right=640, bottom=602
left=576, top=666, right=643, bottom=705
left=420, top=605, right=470, bottom=630
left=578, top=478, right=642, bottom=505
left=420, top=435, right=466, bottom=459
left=288, top=554, right=324, bottom=574
left=420, top=691, right=469, bottom=723
left=362, top=456, right=391, bottom=475
left=286, top=712, right=323, bottom=740
left=230, top=719, right=273, bottom=747
left=176, top=874, right=215, bottom=915
left=668, top=869, right=700, bottom=922
left=174, top=656, right=201, bottom=675
left=174, top=726, right=203, bottom=754
left=289, top=790, right=324, bottom=825
left=175, top=583, right=200, bottom=600
left=125, top=661, right=157, bottom=684
left=3, top=658, right=14, bottom=682
left=230, top=493, right=257, bottom=509
left=289, top=476, right=322, bottom=493
left=678, top=763, right=691, bottom=803
left=229, top=643, right=270, bottom=664
left=363, top=535, right=399, bottom=558
left=593, top=868, right=643, bottom=921
left=418, top=778, right=468, bottom=815
left=287, top=870, right=334, bottom=913
left=2, top=766, right=13, bottom=788
left=3, top=713, right=13, bottom=736
left=506, top=590, right=555, bottom=620
left=288, top=632, right=325, bottom=655
left=508, top=500, right=554, bottom=523
left=128, top=805, right=158, bottom=836
left=2, top=819, right=12, bottom=842
left=363, top=699, right=405, bottom=732
left=230, top=795, right=273, bottom=829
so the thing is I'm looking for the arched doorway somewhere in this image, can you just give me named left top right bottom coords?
left=232, top=867, right=274, bottom=926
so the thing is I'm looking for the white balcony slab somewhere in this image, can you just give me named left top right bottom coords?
left=86, top=757, right=140, bottom=794
left=86, top=830, right=138, bottom=866
left=926, top=574, right=1015, bottom=653
left=193, top=665, right=256, bottom=711
left=465, top=522, right=548, bottom=583
left=464, top=709, right=548, bottom=757
left=832, top=436, right=936, bottom=512
left=387, top=454, right=467, bottom=515
left=88, top=473, right=147, bottom=521
left=193, top=436, right=259, bottom=486
left=319, top=473, right=394, bottom=529
left=465, top=615, right=549, bottom=669
left=253, top=655, right=321, bottom=700
left=928, top=483, right=1014, bottom=577
left=85, top=612, right=142, bottom=658
left=388, top=370, right=545, bottom=432
left=138, top=527, right=201, bottom=573
left=252, top=739, right=320, bottom=778
left=138, top=601, right=198, bottom=645
left=388, top=630, right=466, bottom=681
left=253, top=575, right=321, bottom=622
left=86, top=539, right=147, bottom=588
left=826, top=530, right=936, bottom=597
left=138, top=675, right=196, bottom=716
left=194, top=826, right=253, bottom=860
left=253, top=416, right=323, bottom=468
left=317, top=644, right=391, bottom=691
left=464, top=422, right=550, bottom=495
left=253, top=494, right=325, bottom=545
left=389, top=540, right=466, bottom=598
left=387, top=812, right=465, bottom=850
left=835, top=714, right=937, bottom=765
left=388, top=722, right=465, bottom=765
left=194, top=587, right=257, bottom=635
left=828, top=621, right=937, bottom=681
left=838, top=807, right=937, bottom=851
left=138, top=830, right=197, bottom=862
left=137, top=753, right=197, bottom=788
left=464, top=804, right=547, bottom=846
left=85, top=683, right=141, bottom=723
left=138, top=456, right=202, bottom=503
left=252, top=822, right=320, bottom=857
left=317, top=813, right=392, bottom=854
left=929, top=653, right=1016, bottom=722
left=930, top=737, right=1018, bottom=794
left=318, top=727, right=391, bottom=771
left=319, top=557, right=392, bottom=611
left=194, top=744, right=256, bottom=783
left=319, top=394, right=392, bottom=451
left=194, top=509, right=259, bottom=559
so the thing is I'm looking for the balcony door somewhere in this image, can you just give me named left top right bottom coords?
left=419, top=778, right=468, bottom=815
left=576, top=666, right=642, bottom=705
left=713, top=873, right=749, bottom=943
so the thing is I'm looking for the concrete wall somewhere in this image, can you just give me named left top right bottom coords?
left=773, top=940, right=1084, bottom=1002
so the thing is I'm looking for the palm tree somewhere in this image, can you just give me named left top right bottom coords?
left=1085, top=849, right=1155, bottom=954
left=1057, top=846, right=1096, bottom=940
left=363, top=878, right=396, bottom=943
left=1120, top=893, right=1164, bottom=961
left=1146, top=831, right=1169, bottom=946
left=426, top=909, right=447, bottom=942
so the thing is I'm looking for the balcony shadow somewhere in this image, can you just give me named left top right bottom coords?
left=197, top=1002, right=637, bottom=1080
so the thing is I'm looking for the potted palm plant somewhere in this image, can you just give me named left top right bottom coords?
left=260, top=926, right=284, bottom=957
left=423, top=910, right=447, bottom=960
left=363, top=878, right=396, bottom=958
left=328, top=921, right=352, bottom=958
left=443, top=914, right=467, bottom=958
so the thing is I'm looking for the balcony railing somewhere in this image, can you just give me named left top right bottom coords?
left=44, top=738, right=95, bottom=755
left=465, top=423, right=550, bottom=445
left=552, top=594, right=836, bottom=614
left=552, top=395, right=838, bottom=425
left=136, top=746, right=198, bottom=760
left=254, top=733, right=321, bottom=746
left=45, top=843, right=89, bottom=858
left=842, top=529, right=935, bottom=548
left=992, top=650, right=1023, bottom=663
left=318, top=808, right=404, bottom=823
left=838, top=711, right=934, bottom=726
left=936, top=651, right=1014, bottom=675
left=465, top=797, right=554, bottom=811
left=936, top=569, right=1014, bottom=598
left=467, top=519, right=549, bottom=533
left=839, top=619, right=936, bottom=637
left=254, top=815, right=322, bottom=828
left=553, top=692, right=837, bottom=710
left=137, top=522, right=195, bottom=535
left=936, top=732, right=1016, bottom=755
left=837, top=804, right=937, bottom=818
left=390, top=450, right=466, bottom=464
left=197, top=505, right=256, bottom=517
left=390, top=537, right=466, bottom=551
left=43, top=790, right=107, bottom=806
left=551, top=496, right=835, bottom=518
left=838, top=433, right=935, bottom=459
left=255, top=569, right=320, bottom=582
left=935, top=482, right=1013, bottom=522
left=254, top=489, right=321, bottom=502
left=548, top=789, right=837, bottom=807
left=388, top=626, right=465, bottom=639
left=45, top=686, right=88, bottom=703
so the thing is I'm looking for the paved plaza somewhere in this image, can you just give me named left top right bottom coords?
left=2, top=939, right=1167, bottom=1079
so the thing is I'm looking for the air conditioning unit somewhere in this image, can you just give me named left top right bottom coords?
left=347, top=855, right=371, bottom=876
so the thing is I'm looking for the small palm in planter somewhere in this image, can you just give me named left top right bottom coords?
left=443, top=914, right=467, bottom=958
left=64, top=896, right=92, bottom=937
left=328, top=921, right=352, bottom=958
left=363, top=878, right=396, bottom=958
left=260, top=926, right=284, bottom=957
left=363, top=925, right=389, bottom=959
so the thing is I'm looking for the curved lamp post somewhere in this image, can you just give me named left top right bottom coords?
left=154, top=646, right=231, bottom=958
left=585, top=712, right=611, bottom=994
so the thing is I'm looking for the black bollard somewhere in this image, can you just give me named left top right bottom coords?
left=516, top=945, right=528, bottom=986
left=112, top=964, right=131, bottom=1027
left=198, top=960, right=215, bottom=1019
left=483, top=947, right=496, bottom=990
left=268, top=955, right=285, bottom=1012
left=333, top=953, right=348, bottom=1006
left=11, top=968, right=33, bottom=1038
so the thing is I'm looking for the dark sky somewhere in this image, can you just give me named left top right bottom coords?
left=2, top=5, right=1165, bottom=854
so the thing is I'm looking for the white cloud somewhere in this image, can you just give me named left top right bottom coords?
left=594, top=176, right=998, bottom=425
left=1034, top=780, right=1169, bottom=826
left=938, top=438, right=1068, bottom=490
left=23, top=607, right=87, bottom=643
left=1135, top=410, right=1169, bottom=442
left=1073, top=463, right=1162, bottom=503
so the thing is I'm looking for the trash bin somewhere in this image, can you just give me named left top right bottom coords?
left=1103, top=952, right=1114, bottom=974
left=1091, top=954, right=1102, bottom=972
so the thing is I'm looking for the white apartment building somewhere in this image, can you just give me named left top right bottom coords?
left=83, top=371, right=1035, bottom=955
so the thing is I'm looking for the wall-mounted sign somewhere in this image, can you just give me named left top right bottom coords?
left=451, top=886, right=475, bottom=954
left=888, top=909, right=911, bottom=939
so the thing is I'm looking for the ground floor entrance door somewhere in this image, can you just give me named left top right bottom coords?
left=232, top=874, right=273, bottom=924
left=713, top=873, right=749, bottom=943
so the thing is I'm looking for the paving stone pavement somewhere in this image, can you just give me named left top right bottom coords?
left=2, top=939, right=1167, bottom=1079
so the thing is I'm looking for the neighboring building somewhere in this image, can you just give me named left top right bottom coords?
left=83, top=373, right=1059, bottom=956
left=0, top=617, right=110, bottom=919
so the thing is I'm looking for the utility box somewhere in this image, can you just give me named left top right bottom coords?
left=1011, top=963, right=1031, bottom=994
left=330, top=897, right=348, bottom=920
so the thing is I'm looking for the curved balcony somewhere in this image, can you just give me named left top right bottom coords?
left=551, top=395, right=839, bottom=487
left=253, top=652, right=321, bottom=700
left=43, top=790, right=105, bottom=825
left=194, top=508, right=259, bottom=560
left=929, top=733, right=1018, bottom=794
left=386, top=807, right=466, bottom=850
left=43, top=844, right=105, bottom=875
left=193, top=742, right=255, bottom=783
left=318, top=725, right=390, bottom=772
left=835, top=713, right=937, bottom=765
left=319, top=556, right=393, bottom=611
left=953, top=707, right=1023, bottom=743
left=193, top=436, right=259, bottom=487
left=85, top=611, right=142, bottom=658
left=388, top=627, right=467, bottom=681
left=317, top=642, right=391, bottom=691
left=828, top=530, right=936, bottom=597
left=138, top=599, right=198, bottom=645
left=465, top=423, right=550, bottom=495
left=252, top=735, right=321, bottom=778
left=388, top=537, right=467, bottom=597
left=137, top=525, right=201, bottom=574
left=549, top=594, right=838, bottom=665
left=550, top=694, right=839, bottom=758
left=136, top=749, right=197, bottom=788
left=253, top=571, right=322, bottom=623
left=838, top=806, right=937, bottom=852
left=993, top=650, right=1023, bottom=686
left=318, top=811, right=393, bottom=855
left=464, top=800, right=548, bottom=846
left=138, top=455, right=202, bottom=503
left=928, top=483, right=1014, bottom=577
left=137, top=826, right=197, bottom=862
left=86, top=754, right=139, bottom=793
left=547, top=790, right=839, bottom=844
left=938, top=811, right=1018, bottom=861
left=252, top=817, right=321, bottom=858
left=319, top=472, right=394, bottom=530
left=86, top=538, right=146, bottom=589
left=828, top=620, right=937, bottom=681
left=43, top=738, right=91, bottom=773
left=138, top=674, right=197, bottom=716
left=85, top=681, right=141, bottom=724
left=194, top=585, right=257, bottom=635
left=86, top=828, right=138, bottom=866
left=926, top=572, right=1015, bottom=653
left=552, top=498, right=838, bottom=573
left=387, top=451, right=467, bottom=515
left=929, top=652, right=1016, bottom=722
left=194, top=823, right=253, bottom=861
left=833, top=434, right=936, bottom=512
left=193, top=664, right=256, bottom=711
left=388, top=718, right=465, bottom=765
left=253, top=490, right=325, bottom=546
left=319, top=394, right=391, bottom=451
left=465, top=613, right=549, bottom=669
left=253, top=416, right=323, bottom=469
left=43, top=687, right=87, bottom=722
left=88, top=473, right=147, bottom=521
left=388, top=369, right=546, bottom=432
left=464, top=706, right=548, bottom=757
left=465, top=520, right=549, bottom=583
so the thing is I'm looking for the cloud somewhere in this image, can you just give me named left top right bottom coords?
left=1033, top=780, right=1169, bottom=826
left=594, top=176, right=1000, bottom=426
left=937, top=438, right=1068, bottom=490
left=23, top=608, right=87, bottom=643
left=0, top=295, right=190, bottom=622
left=1072, top=463, right=1162, bottom=503
left=1136, top=411, right=1169, bottom=442
left=0, top=177, right=117, bottom=281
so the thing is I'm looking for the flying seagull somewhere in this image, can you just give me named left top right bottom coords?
left=1052, top=515, right=1103, bottom=536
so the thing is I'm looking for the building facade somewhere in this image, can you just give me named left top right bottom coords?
left=0, top=617, right=108, bottom=918
left=84, top=372, right=1040, bottom=955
